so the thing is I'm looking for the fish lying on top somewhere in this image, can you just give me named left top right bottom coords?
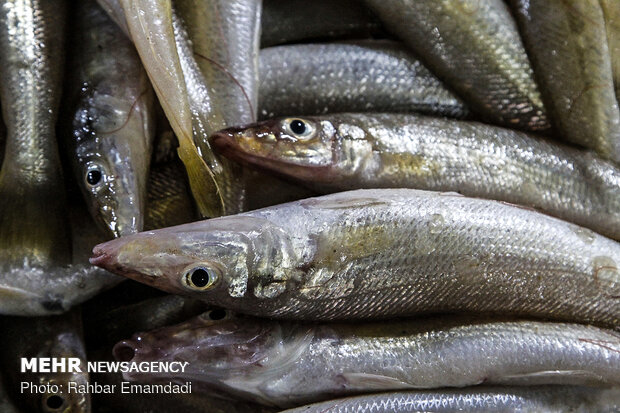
left=91, top=189, right=620, bottom=327
left=65, top=0, right=155, bottom=237
left=258, top=41, right=469, bottom=120
left=113, top=313, right=620, bottom=408
left=0, top=309, right=90, bottom=413
left=279, top=387, right=620, bottom=413
left=364, top=0, right=549, bottom=132
left=212, top=113, right=620, bottom=241
left=260, top=0, right=381, bottom=47
left=511, top=0, right=620, bottom=163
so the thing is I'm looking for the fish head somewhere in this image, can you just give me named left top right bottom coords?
left=90, top=216, right=298, bottom=308
left=211, top=117, right=339, bottom=182
left=71, top=94, right=151, bottom=238
left=113, top=314, right=312, bottom=405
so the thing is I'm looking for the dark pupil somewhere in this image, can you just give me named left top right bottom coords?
left=208, top=308, right=226, bottom=320
left=290, top=119, right=306, bottom=135
left=191, top=268, right=211, bottom=287
left=86, top=169, right=102, bottom=185
left=46, top=395, right=64, bottom=410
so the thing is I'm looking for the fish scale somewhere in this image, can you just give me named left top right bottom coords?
left=115, top=315, right=620, bottom=407
left=91, top=189, right=620, bottom=327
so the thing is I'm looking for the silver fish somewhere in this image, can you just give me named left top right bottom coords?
left=261, top=0, right=381, bottom=47
left=511, top=0, right=620, bottom=163
left=0, top=309, right=90, bottom=413
left=280, top=386, right=620, bottom=413
left=364, top=0, right=549, bottom=132
left=212, top=113, right=620, bottom=241
left=91, top=189, right=620, bottom=326
left=258, top=42, right=469, bottom=120
left=113, top=315, right=620, bottom=407
left=65, top=0, right=155, bottom=237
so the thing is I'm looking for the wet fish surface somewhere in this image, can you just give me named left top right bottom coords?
left=280, top=386, right=620, bottom=413
left=213, top=113, right=620, bottom=241
left=92, top=189, right=620, bottom=326
left=601, top=0, right=620, bottom=100
left=0, top=309, right=90, bottom=413
left=65, top=0, right=155, bottom=237
left=512, top=0, right=620, bottom=163
left=114, top=315, right=620, bottom=407
left=261, top=0, right=381, bottom=47
left=364, top=0, right=549, bottom=132
left=258, top=42, right=469, bottom=120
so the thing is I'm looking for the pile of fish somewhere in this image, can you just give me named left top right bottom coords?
left=0, top=0, right=619, bottom=411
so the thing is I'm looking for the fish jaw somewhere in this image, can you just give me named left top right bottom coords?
left=210, top=118, right=340, bottom=183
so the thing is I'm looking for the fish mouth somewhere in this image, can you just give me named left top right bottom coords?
left=89, top=244, right=115, bottom=268
left=211, top=132, right=336, bottom=183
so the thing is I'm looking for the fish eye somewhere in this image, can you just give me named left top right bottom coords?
left=85, top=164, right=105, bottom=187
left=285, top=118, right=315, bottom=139
left=43, top=394, right=65, bottom=411
left=183, top=265, right=219, bottom=291
left=204, top=308, right=229, bottom=321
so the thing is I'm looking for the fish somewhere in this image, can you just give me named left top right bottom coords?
left=118, top=0, right=223, bottom=217
left=258, top=42, right=469, bottom=120
left=64, top=0, right=155, bottom=237
left=211, top=113, right=620, bottom=241
left=113, top=314, right=620, bottom=407
left=83, top=294, right=210, bottom=348
left=91, top=189, right=620, bottom=326
left=511, top=0, right=620, bottom=163
left=144, top=159, right=197, bottom=230
left=601, top=0, right=620, bottom=101
left=279, top=386, right=620, bottom=413
left=261, top=0, right=381, bottom=47
left=0, top=309, right=90, bottom=413
left=364, top=0, right=550, bottom=132
left=96, top=0, right=129, bottom=36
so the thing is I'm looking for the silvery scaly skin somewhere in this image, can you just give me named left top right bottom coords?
left=261, top=0, right=381, bottom=47
left=91, top=189, right=620, bottom=326
left=211, top=113, right=620, bottom=241
left=66, top=0, right=155, bottom=237
left=280, top=387, right=620, bottom=413
left=1, top=310, right=90, bottom=413
left=511, top=0, right=620, bottom=163
left=113, top=315, right=620, bottom=407
left=258, top=42, right=469, bottom=120
left=0, top=0, right=108, bottom=315
left=364, top=0, right=549, bottom=132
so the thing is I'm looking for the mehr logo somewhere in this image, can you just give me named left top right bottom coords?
left=21, top=358, right=82, bottom=373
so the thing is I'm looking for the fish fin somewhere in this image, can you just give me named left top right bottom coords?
left=492, top=370, right=606, bottom=386
left=177, top=145, right=224, bottom=218
left=339, top=373, right=414, bottom=390
left=0, top=285, right=40, bottom=299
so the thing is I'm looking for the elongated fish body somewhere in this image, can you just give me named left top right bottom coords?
left=212, top=113, right=620, bottom=241
left=91, top=189, right=620, bottom=326
left=601, top=0, right=620, bottom=100
left=261, top=0, right=381, bottom=47
left=364, top=0, right=549, bottom=132
left=145, top=159, right=197, bottom=230
left=258, top=42, right=469, bottom=120
left=113, top=315, right=620, bottom=407
left=66, top=0, right=155, bottom=237
left=1, top=310, right=90, bottom=413
left=512, top=0, right=620, bottom=163
left=280, top=387, right=620, bottom=413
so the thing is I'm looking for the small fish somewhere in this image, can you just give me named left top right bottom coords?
left=511, top=0, right=620, bottom=163
left=601, top=0, right=620, bottom=101
left=113, top=314, right=620, bottom=407
left=212, top=113, right=620, bottom=241
left=0, top=309, right=90, bottom=413
left=91, top=189, right=620, bottom=326
left=261, top=0, right=381, bottom=47
left=258, top=42, right=469, bottom=120
left=65, top=0, right=155, bottom=237
left=280, top=386, right=620, bottom=413
left=364, top=0, right=549, bottom=132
